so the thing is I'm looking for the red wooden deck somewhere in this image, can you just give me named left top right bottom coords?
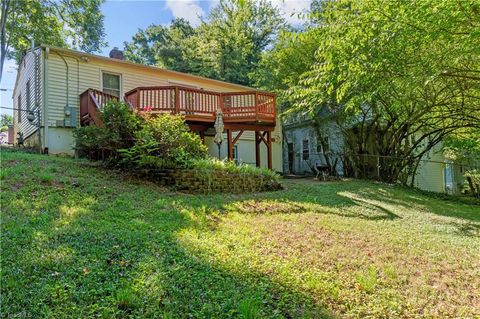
left=124, top=86, right=276, bottom=125
left=80, top=86, right=276, bottom=168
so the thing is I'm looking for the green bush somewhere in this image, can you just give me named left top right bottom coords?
left=74, top=102, right=208, bottom=168
left=101, top=101, right=143, bottom=150
left=464, top=169, right=480, bottom=197
left=188, top=158, right=282, bottom=192
left=73, top=125, right=110, bottom=155
left=119, top=114, right=208, bottom=169
left=190, top=158, right=280, bottom=182
left=74, top=101, right=141, bottom=160
left=73, top=102, right=280, bottom=192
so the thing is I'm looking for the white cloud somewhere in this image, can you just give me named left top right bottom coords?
left=165, top=0, right=206, bottom=27
left=270, top=0, right=311, bottom=25
left=165, top=0, right=311, bottom=27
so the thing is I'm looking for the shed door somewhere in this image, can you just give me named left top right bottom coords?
left=287, top=142, right=294, bottom=173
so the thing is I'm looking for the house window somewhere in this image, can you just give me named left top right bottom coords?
left=302, top=139, right=309, bottom=160
left=102, top=72, right=121, bottom=97
left=26, top=80, right=31, bottom=111
left=17, top=95, right=22, bottom=123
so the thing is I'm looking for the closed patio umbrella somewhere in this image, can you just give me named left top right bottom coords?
left=213, top=110, right=224, bottom=159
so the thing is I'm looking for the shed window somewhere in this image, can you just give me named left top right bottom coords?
left=102, top=72, right=121, bottom=97
left=316, top=137, right=330, bottom=154
left=233, top=145, right=239, bottom=164
left=302, top=139, right=309, bottom=160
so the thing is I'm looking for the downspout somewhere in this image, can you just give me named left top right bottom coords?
left=43, top=47, right=49, bottom=152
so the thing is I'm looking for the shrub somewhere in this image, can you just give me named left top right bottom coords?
left=73, top=125, right=110, bottom=155
left=119, top=114, right=208, bottom=169
left=101, top=101, right=143, bottom=150
left=186, top=158, right=282, bottom=192
left=464, top=169, right=480, bottom=197
left=74, top=101, right=141, bottom=161
left=190, top=158, right=280, bottom=182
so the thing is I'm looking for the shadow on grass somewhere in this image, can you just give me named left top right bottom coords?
left=2, top=150, right=479, bottom=318
left=219, top=180, right=401, bottom=221
left=214, top=179, right=479, bottom=235
left=1, top=157, right=334, bottom=318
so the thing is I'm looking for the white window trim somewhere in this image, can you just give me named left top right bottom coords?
left=101, top=71, right=123, bottom=97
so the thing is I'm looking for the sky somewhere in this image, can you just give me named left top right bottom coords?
left=0, top=0, right=311, bottom=116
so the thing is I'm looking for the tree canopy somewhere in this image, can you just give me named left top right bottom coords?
left=261, top=0, right=480, bottom=183
left=0, top=114, right=13, bottom=132
left=123, top=0, right=285, bottom=86
left=1, top=0, right=106, bottom=83
left=123, top=18, right=195, bottom=73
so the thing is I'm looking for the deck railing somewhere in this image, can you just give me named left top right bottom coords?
left=81, top=85, right=275, bottom=126
left=124, top=85, right=275, bottom=123
left=80, top=89, right=118, bottom=126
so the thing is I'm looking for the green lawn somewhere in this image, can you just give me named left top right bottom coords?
left=1, top=150, right=479, bottom=318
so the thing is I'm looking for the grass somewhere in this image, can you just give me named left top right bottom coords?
left=1, top=149, right=479, bottom=318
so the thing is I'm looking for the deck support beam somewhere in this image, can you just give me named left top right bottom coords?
left=232, top=130, right=244, bottom=145
left=255, top=131, right=261, bottom=167
left=254, top=130, right=272, bottom=169
left=267, top=131, right=272, bottom=170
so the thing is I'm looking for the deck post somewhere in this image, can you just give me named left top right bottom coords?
left=174, top=86, right=180, bottom=114
left=219, top=93, right=224, bottom=113
left=227, top=129, right=233, bottom=160
left=255, top=131, right=261, bottom=167
left=255, top=92, right=259, bottom=122
left=136, top=88, right=140, bottom=109
left=267, top=131, right=272, bottom=170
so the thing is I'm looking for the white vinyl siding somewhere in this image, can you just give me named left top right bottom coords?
left=46, top=53, right=79, bottom=124
left=17, top=95, right=22, bottom=123
left=46, top=52, right=256, bottom=126
left=12, top=48, right=43, bottom=142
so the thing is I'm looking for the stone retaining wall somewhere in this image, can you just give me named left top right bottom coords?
left=138, top=169, right=282, bottom=193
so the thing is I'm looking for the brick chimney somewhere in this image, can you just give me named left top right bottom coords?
left=109, top=47, right=124, bottom=60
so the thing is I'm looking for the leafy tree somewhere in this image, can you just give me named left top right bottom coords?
left=0, top=114, right=13, bottom=132
left=123, top=0, right=285, bottom=86
left=1, top=0, right=106, bottom=83
left=123, top=18, right=195, bottom=72
left=186, top=0, right=285, bottom=85
left=270, top=0, right=480, bottom=184
left=444, top=130, right=480, bottom=165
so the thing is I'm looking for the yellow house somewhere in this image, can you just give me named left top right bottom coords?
left=12, top=45, right=282, bottom=172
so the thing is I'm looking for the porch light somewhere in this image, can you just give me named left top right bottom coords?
left=213, top=109, right=224, bottom=159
